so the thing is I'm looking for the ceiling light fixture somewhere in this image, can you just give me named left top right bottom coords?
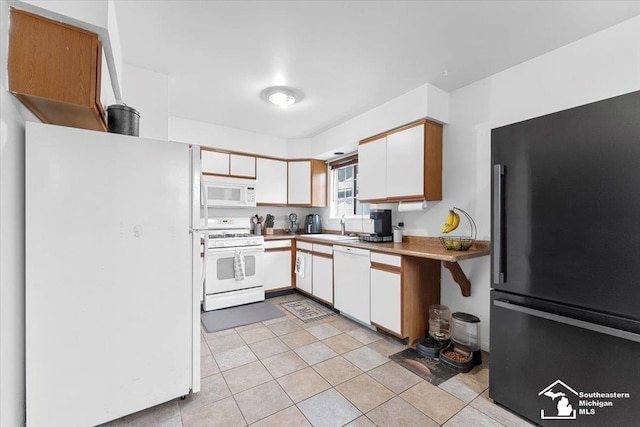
left=261, top=86, right=303, bottom=107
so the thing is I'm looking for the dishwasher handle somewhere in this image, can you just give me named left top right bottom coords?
left=333, top=245, right=370, bottom=257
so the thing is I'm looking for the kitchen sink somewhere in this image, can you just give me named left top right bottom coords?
left=305, top=234, right=360, bottom=242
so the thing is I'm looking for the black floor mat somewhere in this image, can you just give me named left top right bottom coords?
left=389, top=348, right=458, bottom=386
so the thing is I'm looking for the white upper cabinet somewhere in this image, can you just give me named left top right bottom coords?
left=358, top=120, right=442, bottom=203
left=358, top=136, right=387, bottom=201
left=230, top=154, right=256, bottom=178
left=256, top=158, right=288, bottom=205
left=386, top=123, right=424, bottom=198
left=200, top=150, right=326, bottom=206
left=201, top=150, right=229, bottom=175
left=288, top=161, right=311, bottom=205
left=202, top=150, right=256, bottom=178
left=287, top=160, right=327, bottom=207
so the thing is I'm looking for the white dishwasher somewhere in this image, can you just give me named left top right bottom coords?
left=333, top=245, right=371, bottom=325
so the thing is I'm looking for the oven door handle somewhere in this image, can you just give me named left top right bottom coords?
left=206, top=246, right=265, bottom=255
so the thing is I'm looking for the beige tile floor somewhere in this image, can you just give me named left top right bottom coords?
left=104, top=293, right=534, bottom=427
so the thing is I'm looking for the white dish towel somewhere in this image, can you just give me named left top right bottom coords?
left=295, top=254, right=305, bottom=278
left=234, top=248, right=246, bottom=281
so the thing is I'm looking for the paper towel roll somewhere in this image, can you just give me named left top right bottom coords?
left=398, top=201, right=427, bottom=212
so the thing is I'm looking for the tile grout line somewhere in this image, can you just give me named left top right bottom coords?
left=199, top=295, right=511, bottom=427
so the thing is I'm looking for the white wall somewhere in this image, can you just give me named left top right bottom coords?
left=122, top=63, right=169, bottom=141
left=170, top=116, right=290, bottom=158
left=286, top=138, right=312, bottom=159
left=0, top=1, right=33, bottom=424
left=318, top=15, right=640, bottom=351
left=436, top=15, right=640, bottom=351
left=311, top=83, right=450, bottom=159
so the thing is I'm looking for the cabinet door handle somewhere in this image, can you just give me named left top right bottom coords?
left=494, top=299, right=640, bottom=343
left=492, top=164, right=505, bottom=284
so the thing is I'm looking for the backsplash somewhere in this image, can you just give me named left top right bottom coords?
left=206, top=206, right=322, bottom=234
left=207, top=201, right=487, bottom=240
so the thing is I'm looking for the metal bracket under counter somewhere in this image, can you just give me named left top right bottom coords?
left=442, top=261, right=471, bottom=297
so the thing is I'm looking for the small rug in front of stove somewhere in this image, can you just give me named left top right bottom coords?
left=280, top=299, right=336, bottom=323
left=201, top=301, right=285, bottom=333
left=390, top=348, right=458, bottom=386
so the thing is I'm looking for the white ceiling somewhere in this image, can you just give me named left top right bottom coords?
left=114, top=1, right=640, bottom=140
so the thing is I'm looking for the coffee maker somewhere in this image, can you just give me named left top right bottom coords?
left=304, top=214, right=322, bottom=234
left=360, top=209, right=393, bottom=242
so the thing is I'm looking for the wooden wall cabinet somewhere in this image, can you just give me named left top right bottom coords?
left=8, top=9, right=107, bottom=132
left=288, top=160, right=327, bottom=207
left=358, top=119, right=443, bottom=203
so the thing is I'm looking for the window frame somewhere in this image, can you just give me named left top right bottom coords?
left=328, top=158, right=370, bottom=220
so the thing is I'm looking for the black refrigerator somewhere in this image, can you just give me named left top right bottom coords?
left=490, top=90, right=640, bottom=426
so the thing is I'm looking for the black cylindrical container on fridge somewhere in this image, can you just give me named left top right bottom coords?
left=107, top=104, right=140, bottom=136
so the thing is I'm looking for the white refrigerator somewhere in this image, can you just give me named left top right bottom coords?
left=25, top=122, right=200, bottom=427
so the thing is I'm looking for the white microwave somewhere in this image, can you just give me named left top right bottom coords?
left=201, top=176, right=257, bottom=208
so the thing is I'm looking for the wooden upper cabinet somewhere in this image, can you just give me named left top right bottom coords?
left=8, top=9, right=107, bottom=131
left=288, top=160, right=327, bottom=207
left=358, top=119, right=443, bottom=203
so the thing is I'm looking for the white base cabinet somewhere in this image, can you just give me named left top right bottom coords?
left=312, top=243, right=333, bottom=304
left=370, top=252, right=402, bottom=335
left=295, top=243, right=313, bottom=294
left=370, top=268, right=402, bottom=335
left=264, top=240, right=292, bottom=291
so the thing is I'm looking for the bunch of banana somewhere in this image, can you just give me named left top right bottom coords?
left=441, top=210, right=460, bottom=233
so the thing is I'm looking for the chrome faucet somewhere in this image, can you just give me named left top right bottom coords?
left=340, top=216, right=346, bottom=235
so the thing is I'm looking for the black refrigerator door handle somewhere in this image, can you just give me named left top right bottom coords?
left=494, top=299, right=640, bottom=343
left=492, top=164, right=505, bottom=284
